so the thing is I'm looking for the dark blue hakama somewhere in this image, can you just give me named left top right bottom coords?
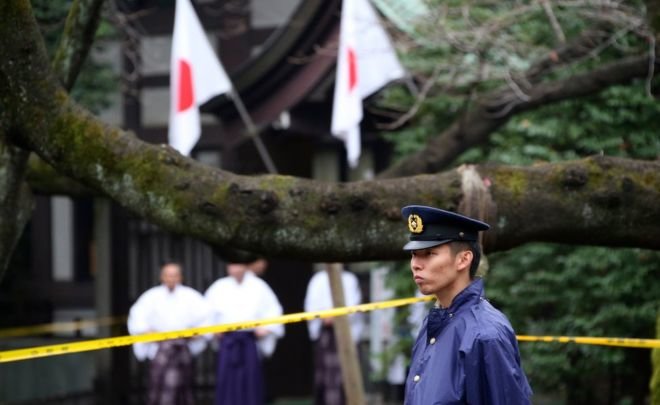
left=215, top=331, right=264, bottom=405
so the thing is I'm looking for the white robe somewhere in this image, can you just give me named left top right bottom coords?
left=127, top=284, right=211, bottom=361
left=304, top=270, right=364, bottom=342
left=204, top=271, right=284, bottom=357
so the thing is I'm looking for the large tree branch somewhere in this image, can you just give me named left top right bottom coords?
left=525, top=26, right=614, bottom=83
left=26, top=155, right=95, bottom=197
left=0, top=0, right=106, bottom=279
left=2, top=0, right=660, bottom=265
left=3, top=11, right=660, bottom=260
left=380, top=51, right=659, bottom=179
left=17, top=105, right=660, bottom=260
left=23, top=0, right=107, bottom=196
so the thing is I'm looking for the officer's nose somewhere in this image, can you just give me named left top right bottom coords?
left=411, top=255, right=422, bottom=272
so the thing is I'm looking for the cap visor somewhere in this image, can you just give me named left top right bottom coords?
left=402, top=239, right=452, bottom=251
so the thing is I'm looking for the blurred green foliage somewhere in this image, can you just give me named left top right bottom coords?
left=458, top=83, right=660, bottom=165
left=488, top=245, right=660, bottom=404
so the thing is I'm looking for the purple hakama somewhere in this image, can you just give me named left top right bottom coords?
left=215, top=331, right=264, bottom=405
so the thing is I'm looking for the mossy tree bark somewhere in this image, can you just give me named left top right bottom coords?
left=0, top=138, right=32, bottom=281
left=0, top=0, right=105, bottom=278
left=1, top=0, right=660, bottom=271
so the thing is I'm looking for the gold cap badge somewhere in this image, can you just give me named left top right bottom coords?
left=408, top=214, right=424, bottom=233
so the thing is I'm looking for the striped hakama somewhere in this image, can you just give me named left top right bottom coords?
left=148, top=339, right=194, bottom=405
left=313, top=325, right=346, bottom=405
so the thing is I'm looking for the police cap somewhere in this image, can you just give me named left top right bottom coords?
left=401, top=205, right=490, bottom=251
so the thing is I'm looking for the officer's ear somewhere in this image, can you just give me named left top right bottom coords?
left=456, top=250, right=473, bottom=272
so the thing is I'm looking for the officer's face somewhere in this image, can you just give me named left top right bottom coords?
left=410, top=244, right=470, bottom=299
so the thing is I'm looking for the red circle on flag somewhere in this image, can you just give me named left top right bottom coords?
left=177, top=59, right=194, bottom=112
left=348, top=47, right=358, bottom=92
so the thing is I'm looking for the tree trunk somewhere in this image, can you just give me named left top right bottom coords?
left=0, top=138, right=33, bottom=280
left=0, top=0, right=106, bottom=278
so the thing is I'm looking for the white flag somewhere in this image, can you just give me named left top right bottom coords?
left=331, top=0, right=406, bottom=167
left=169, top=0, right=232, bottom=156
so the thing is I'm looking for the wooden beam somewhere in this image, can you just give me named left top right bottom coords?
left=327, top=263, right=365, bottom=405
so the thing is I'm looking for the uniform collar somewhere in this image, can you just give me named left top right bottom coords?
left=437, top=278, right=484, bottom=312
left=427, top=279, right=485, bottom=339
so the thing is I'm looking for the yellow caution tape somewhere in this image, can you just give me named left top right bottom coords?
left=516, top=335, right=660, bottom=349
left=0, top=316, right=126, bottom=339
left=1, top=295, right=658, bottom=364
left=0, top=295, right=434, bottom=363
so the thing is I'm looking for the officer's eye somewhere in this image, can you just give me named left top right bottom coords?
left=413, top=249, right=432, bottom=257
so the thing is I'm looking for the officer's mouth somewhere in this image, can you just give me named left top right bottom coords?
left=413, top=275, right=424, bottom=284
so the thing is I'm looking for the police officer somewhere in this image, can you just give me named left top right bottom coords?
left=402, top=205, right=532, bottom=404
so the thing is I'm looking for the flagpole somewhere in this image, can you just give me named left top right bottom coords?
left=228, top=88, right=278, bottom=174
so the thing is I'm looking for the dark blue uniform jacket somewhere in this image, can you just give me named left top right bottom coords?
left=404, top=279, right=532, bottom=405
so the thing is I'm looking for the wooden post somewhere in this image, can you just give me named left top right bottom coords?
left=326, top=263, right=366, bottom=405
left=229, top=88, right=278, bottom=174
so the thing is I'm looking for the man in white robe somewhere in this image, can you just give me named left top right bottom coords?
left=127, top=261, right=211, bottom=405
left=304, top=267, right=364, bottom=405
left=204, top=263, right=284, bottom=405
